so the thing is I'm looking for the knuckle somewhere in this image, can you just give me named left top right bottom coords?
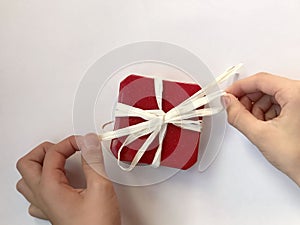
left=93, top=178, right=113, bottom=190
left=28, top=205, right=35, bottom=217
left=280, top=86, right=299, bottom=104
left=227, top=112, right=235, bottom=126
left=41, top=141, right=52, bottom=146
left=68, top=134, right=80, bottom=142
left=16, top=179, right=23, bottom=192
left=255, top=72, right=271, bottom=77
left=227, top=106, right=241, bottom=127
left=16, top=157, right=26, bottom=172
left=66, top=135, right=77, bottom=142
left=44, top=148, right=58, bottom=161
left=228, top=111, right=240, bottom=128
left=39, top=141, right=53, bottom=150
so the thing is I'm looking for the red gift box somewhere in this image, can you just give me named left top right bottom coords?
left=110, top=75, right=202, bottom=170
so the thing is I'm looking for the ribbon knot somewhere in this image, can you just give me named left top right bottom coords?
left=158, top=112, right=166, bottom=123
left=99, top=64, right=243, bottom=171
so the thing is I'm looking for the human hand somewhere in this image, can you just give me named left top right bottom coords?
left=16, top=134, right=121, bottom=225
left=223, top=72, right=300, bottom=186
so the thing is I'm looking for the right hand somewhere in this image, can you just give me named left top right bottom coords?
left=224, top=72, right=300, bottom=186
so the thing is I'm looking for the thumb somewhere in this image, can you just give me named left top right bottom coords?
left=222, top=93, right=265, bottom=142
left=79, top=133, right=109, bottom=189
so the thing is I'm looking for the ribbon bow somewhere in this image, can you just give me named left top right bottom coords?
left=99, top=64, right=243, bottom=171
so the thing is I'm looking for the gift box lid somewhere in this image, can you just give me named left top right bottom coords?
left=110, top=75, right=203, bottom=170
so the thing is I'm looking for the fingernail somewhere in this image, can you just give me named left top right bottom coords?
left=221, top=94, right=231, bottom=108
left=83, top=133, right=101, bottom=149
left=81, top=133, right=104, bottom=166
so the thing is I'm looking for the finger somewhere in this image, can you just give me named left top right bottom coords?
left=80, top=134, right=111, bottom=192
left=239, top=95, right=253, bottom=111
left=244, top=91, right=263, bottom=102
left=223, top=93, right=267, bottom=142
left=16, top=142, right=54, bottom=189
left=28, top=204, right=48, bottom=220
left=252, top=95, right=274, bottom=121
left=265, top=104, right=281, bottom=121
left=16, top=179, right=36, bottom=204
left=226, top=73, right=292, bottom=106
left=238, top=92, right=265, bottom=111
left=43, top=135, right=81, bottom=185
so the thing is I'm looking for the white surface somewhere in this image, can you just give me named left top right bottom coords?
left=1, top=1, right=300, bottom=225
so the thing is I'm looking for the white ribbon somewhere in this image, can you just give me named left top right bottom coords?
left=99, top=64, right=243, bottom=171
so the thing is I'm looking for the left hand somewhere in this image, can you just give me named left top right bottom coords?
left=16, top=134, right=121, bottom=225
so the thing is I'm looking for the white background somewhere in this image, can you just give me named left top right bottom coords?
left=1, top=1, right=300, bottom=225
